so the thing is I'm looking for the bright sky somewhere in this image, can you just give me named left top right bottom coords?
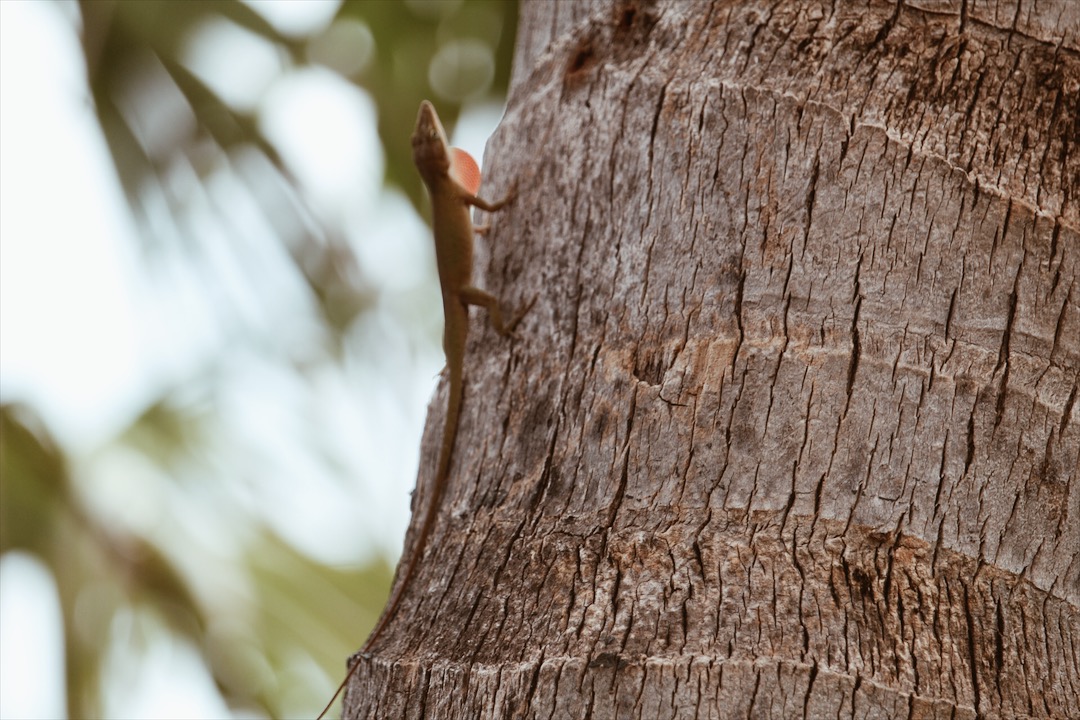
left=0, top=1, right=504, bottom=717
left=0, top=0, right=145, bottom=449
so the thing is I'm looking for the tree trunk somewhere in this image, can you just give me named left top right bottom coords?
left=342, top=1, right=1079, bottom=717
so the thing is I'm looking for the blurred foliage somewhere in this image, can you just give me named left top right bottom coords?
left=2, top=403, right=201, bottom=716
left=1, top=1, right=516, bottom=718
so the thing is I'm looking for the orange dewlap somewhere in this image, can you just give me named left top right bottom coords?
left=449, top=147, right=482, bottom=195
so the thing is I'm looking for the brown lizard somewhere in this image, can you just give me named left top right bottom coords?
left=317, top=100, right=525, bottom=719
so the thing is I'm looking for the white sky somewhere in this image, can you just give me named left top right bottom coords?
left=0, top=0, right=504, bottom=717
left=0, top=0, right=147, bottom=451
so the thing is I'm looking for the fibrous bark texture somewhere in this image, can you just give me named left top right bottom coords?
left=344, top=1, right=1079, bottom=718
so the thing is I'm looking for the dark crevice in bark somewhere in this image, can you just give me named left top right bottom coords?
left=870, top=0, right=904, bottom=48
left=963, top=581, right=983, bottom=717
left=1051, top=280, right=1072, bottom=360
left=805, top=150, right=820, bottom=241
left=1048, top=219, right=1063, bottom=295
left=844, top=292, right=862, bottom=418
left=964, top=408, right=977, bottom=479
left=993, top=276, right=1021, bottom=431
left=944, top=286, right=958, bottom=340
left=1059, top=381, right=1077, bottom=441
left=994, top=599, right=1005, bottom=690
left=733, top=267, right=746, bottom=362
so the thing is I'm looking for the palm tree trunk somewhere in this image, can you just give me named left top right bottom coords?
left=343, top=1, right=1079, bottom=717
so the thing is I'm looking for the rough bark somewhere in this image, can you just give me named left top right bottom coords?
left=343, top=0, right=1079, bottom=717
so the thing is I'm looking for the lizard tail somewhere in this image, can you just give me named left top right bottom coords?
left=316, top=362, right=464, bottom=719
left=362, top=356, right=463, bottom=652
left=433, top=359, right=464, bottom=486
left=321, top=283, right=469, bottom=716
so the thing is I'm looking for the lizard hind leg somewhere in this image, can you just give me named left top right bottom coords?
left=458, top=286, right=532, bottom=336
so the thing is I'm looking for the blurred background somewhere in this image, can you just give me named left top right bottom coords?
left=0, top=0, right=516, bottom=717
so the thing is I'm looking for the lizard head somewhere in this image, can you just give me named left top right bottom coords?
left=412, top=100, right=451, bottom=181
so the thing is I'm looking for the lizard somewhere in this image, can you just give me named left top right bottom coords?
left=316, top=100, right=526, bottom=719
